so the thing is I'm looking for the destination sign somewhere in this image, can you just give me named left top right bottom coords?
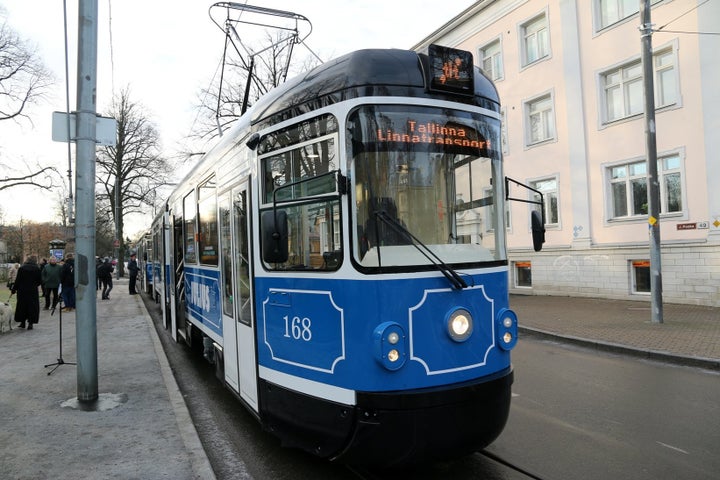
left=428, top=44, right=474, bottom=95
left=375, top=119, right=489, bottom=150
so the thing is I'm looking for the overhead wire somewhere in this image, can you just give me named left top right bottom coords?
left=107, top=0, right=115, bottom=95
left=656, top=0, right=710, bottom=31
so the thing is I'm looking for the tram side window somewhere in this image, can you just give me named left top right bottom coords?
left=259, top=127, right=342, bottom=272
left=198, top=176, right=219, bottom=266
left=183, top=191, right=197, bottom=264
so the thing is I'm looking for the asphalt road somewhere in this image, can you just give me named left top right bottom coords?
left=489, top=338, right=720, bottom=480
left=143, top=295, right=720, bottom=479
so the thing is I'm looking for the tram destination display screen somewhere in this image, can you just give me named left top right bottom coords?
left=427, top=44, right=474, bottom=95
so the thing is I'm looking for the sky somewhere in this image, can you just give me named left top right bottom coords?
left=0, top=0, right=475, bottom=238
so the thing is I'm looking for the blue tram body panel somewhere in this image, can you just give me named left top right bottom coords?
left=255, top=269, right=510, bottom=393
left=184, top=266, right=223, bottom=336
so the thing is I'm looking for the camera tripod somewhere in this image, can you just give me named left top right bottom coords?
left=44, top=291, right=76, bottom=375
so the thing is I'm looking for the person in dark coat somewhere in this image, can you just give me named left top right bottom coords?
left=12, top=255, right=42, bottom=329
left=41, top=256, right=63, bottom=310
left=127, top=253, right=139, bottom=295
left=60, top=253, right=76, bottom=311
left=97, top=257, right=114, bottom=300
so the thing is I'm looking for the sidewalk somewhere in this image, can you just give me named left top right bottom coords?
left=511, top=294, right=720, bottom=370
left=0, top=278, right=215, bottom=480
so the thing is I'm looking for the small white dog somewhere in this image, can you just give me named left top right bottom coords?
left=0, top=302, right=13, bottom=333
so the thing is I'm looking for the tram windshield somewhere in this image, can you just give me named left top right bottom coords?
left=350, top=105, right=506, bottom=269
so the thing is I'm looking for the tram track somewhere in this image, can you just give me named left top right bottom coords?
left=477, top=450, right=546, bottom=480
left=344, top=450, right=546, bottom=480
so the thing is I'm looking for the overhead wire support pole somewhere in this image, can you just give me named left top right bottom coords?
left=62, top=0, right=74, bottom=225
left=640, top=0, right=663, bottom=324
left=75, top=0, right=100, bottom=401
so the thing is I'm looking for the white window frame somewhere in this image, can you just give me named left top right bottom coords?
left=594, top=0, right=664, bottom=32
left=483, top=186, right=511, bottom=233
left=605, top=151, right=685, bottom=222
left=654, top=47, right=679, bottom=108
left=530, top=176, right=560, bottom=228
left=519, top=11, right=550, bottom=68
left=523, top=92, right=556, bottom=147
left=599, top=44, right=679, bottom=125
left=479, top=37, right=504, bottom=82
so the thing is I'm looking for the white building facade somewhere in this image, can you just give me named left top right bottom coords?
left=415, top=0, right=720, bottom=306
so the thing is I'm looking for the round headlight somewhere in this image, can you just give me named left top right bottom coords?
left=387, top=349, right=400, bottom=362
left=503, top=316, right=513, bottom=328
left=387, top=332, right=400, bottom=345
left=448, top=309, right=473, bottom=342
left=503, top=332, right=513, bottom=344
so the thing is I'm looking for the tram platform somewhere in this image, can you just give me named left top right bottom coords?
left=512, top=294, right=720, bottom=370
left=0, top=277, right=215, bottom=480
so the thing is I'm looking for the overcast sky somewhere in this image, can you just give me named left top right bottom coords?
left=0, top=0, right=474, bottom=237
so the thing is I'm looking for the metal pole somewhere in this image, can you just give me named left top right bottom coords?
left=640, top=0, right=663, bottom=323
left=62, top=0, right=74, bottom=224
left=75, top=0, right=99, bottom=401
left=115, top=175, right=120, bottom=279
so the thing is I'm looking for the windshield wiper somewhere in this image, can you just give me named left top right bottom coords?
left=374, top=211, right=468, bottom=290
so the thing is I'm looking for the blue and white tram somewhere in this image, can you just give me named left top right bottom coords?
left=133, top=232, right=154, bottom=295
left=151, top=45, right=544, bottom=467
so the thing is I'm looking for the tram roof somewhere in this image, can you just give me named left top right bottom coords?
left=154, top=48, right=501, bottom=219
left=249, top=48, right=501, bottom=127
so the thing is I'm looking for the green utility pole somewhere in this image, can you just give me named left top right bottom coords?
left=640, top=0, right=663, bottom=324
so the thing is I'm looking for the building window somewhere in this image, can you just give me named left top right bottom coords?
left=601, top=48, right=677, bottom=124
left=597, top=0, right=663, bottom=30
left=603, top=62, right=643, bottom=122
left=631, top=260, right=651, bottom=294
left=521, top=14, right=550, bottom=66
left=515, top=261, right=532, bottom=288
left=654, top=49, right=677, bottom=107
left=480, top=39, right=503, bottom=81
left=608, top=154, right=683, bottom=220
left=525, top=94, right=555, bottom=145
left=483, top=187, right=511, bottom=232
left=531, top=177, right=559, bottom=226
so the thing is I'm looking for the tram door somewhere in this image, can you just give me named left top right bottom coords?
left=220, top=183, right=257, bottom=410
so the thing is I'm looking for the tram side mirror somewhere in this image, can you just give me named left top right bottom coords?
left=261, top=210, right=289, bottom=263
left=531, top=210, right=546, bottom=252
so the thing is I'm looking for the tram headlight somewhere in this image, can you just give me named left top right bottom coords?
left=447, top=308, right=473, bottom=342
left=373, top=322, right=407, bottom=371
left=496, top=308, right=518, bottom=351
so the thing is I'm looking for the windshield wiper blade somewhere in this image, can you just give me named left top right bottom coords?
left=374, top=211, right=468, bottom=290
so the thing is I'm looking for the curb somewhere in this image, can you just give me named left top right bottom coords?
left=519, top=326, right=720, bottom=372
left=139, top=295, right=218, bottom=480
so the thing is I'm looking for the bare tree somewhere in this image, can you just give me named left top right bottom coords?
left=96, top=87, right=172, bottom=274
left=0, top=12, right=57, bottom=190
left=190, top=32, right=320, bottom=148
left=0, top=16, right=53, bottom=122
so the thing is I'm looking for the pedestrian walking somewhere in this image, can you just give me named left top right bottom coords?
left=95, top=256, right=102, bottom=292
left=41, top=256, right=62, bottom=310
left=60, top=253, right=76, bottom=311
left=128, top=253, right=139, bottom=295
left=39, top=258, right=48, bottom=298
left=11, top=255, right=42, bottom=329
left=97, top=257, right=114, bottom=300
